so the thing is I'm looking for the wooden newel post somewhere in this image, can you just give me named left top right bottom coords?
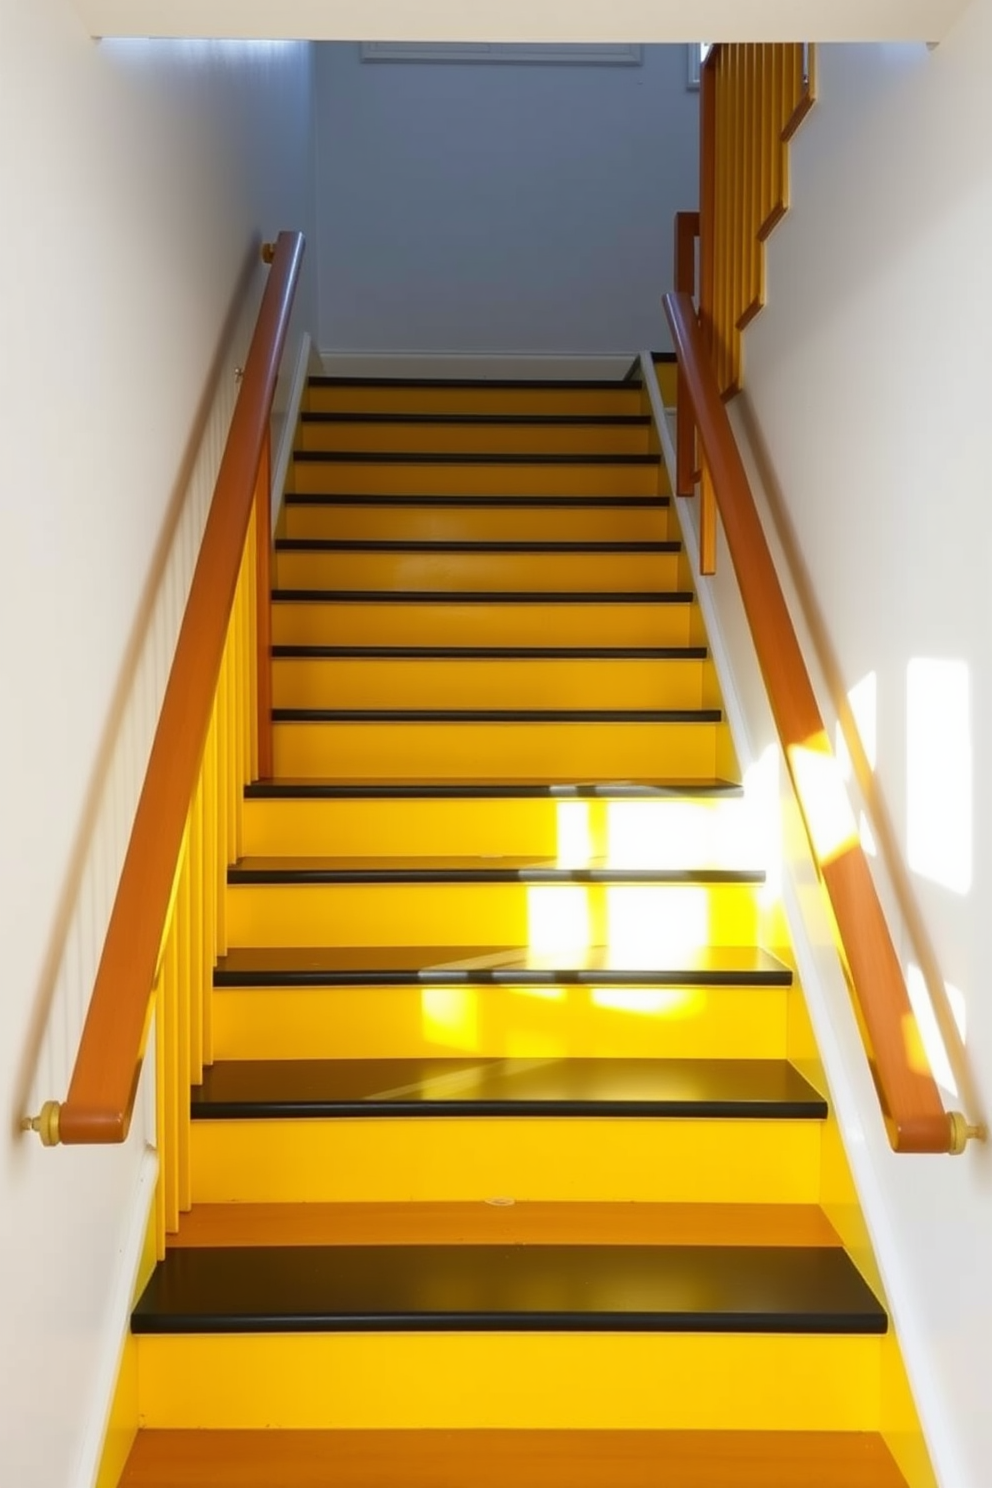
left=255, top=429, right=273, bottom=780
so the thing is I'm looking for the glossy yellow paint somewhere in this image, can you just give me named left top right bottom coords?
left=299, top=421, right=652, bottom=457
left=272, top=547, right=683, bottom=594
left=291, top=458, right=663, bottom=500
left=135, top=1331, right=881, bottom=1432
left=271, top=599, right=701, bottom=650
left=283, top=501, right=672, bottom=544
left=190, top=1118, right=821, bottom=1205
left=241, top=795, right=751, bottom=862
left=305, top=384, right=648, bottom=418
left=273, top=720, right=727, bottom=781
left=225, top=880, right=761, bottom=951
left=271, top=656, right=712, bottom=713
left=213, top=983, right=788, bottom=1062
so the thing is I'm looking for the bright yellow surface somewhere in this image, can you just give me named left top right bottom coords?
left=271, top=599, right=698, bottom=650
left=305, top=385, right=647, bottom=417
left=213, top=983, right=789, bottom=1062
left=136, top=1332, right=882, bottom=1431
left=299, top=422, right=652, bottom=457
left=190, top=1118, right=822, bottom=1205
left=271, top=656, right=710, bottom=712
left=273, top=548, right=682, bottom=593
left=291, top=459, right=663, bottom=499
left=273, top=721, right=724, bottom=781
left=284, top=503, right=671, bottom=544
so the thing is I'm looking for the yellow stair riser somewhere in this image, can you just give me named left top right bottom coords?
left=654, top=363, right=677, bottom=403
left=298, top=423, right=653, bottom=457
left=291, top=461, right=663, bottom=499
left=271, top=601, right=699, bottom=650
left=283, top=503, right=673, bottom=544
left=271, top=658, right=712, bottom=713
left=273, top=550, right=684, bottom=593
left=306, top=386, right=648, bottom=417
left=190, top=1119, right=821, bottom=1205
left=134, top=1333, right=881, bottom=1432
left=212, top=984, right=790, bottom=1062
left=273, top=721, right=726, bottom=781
left=242, top=797, right=751, bottom=862
left=224, top=882, right=761, bottom=950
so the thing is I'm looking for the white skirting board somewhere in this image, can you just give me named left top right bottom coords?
left=317, top=351, right=638, bottom=382
left=270, top=330, right=313, bottom=535
left=638, top=350, right=961, bottom=1488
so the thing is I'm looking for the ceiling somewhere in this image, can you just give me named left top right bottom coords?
left=74, top=0, right=971, bottom=43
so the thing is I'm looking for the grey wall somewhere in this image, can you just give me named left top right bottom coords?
left=314, top=44, right=699, bottom=356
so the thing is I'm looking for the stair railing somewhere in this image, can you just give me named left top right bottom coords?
left=22, top=233, right=305, bottom=1204
left=663, top=211, right=980, bottom=1153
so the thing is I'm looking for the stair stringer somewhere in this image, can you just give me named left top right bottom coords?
left=641, top=351, right=950, bottom=1488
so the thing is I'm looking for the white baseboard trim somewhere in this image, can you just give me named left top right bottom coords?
left=317, top=351, right=636, bottom=382
left=74, top=1142, right=158, bottom=1488
left=271, top=330, right=312, bottom=534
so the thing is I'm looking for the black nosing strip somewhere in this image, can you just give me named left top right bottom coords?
left=272, top=709, right=722, bottom=724
left=300, top=413, right=653, bottom=427
left=243, top=781, right=744, bottom=800
left=270, top=590, right=696, bottom=606
left=284, top=495, right=671, bottom=509
left=275, top=540, right=680, bottom=555
left=652, top=351, right=678, bottom=363
left=271, top=646, right=708, bottom=661
left=228, top=868, right=764, bottom=887
left=293, top=452, right=661, bottom=467
left=213, top=966, right=792, bottom=990
left=191, top=1098, right=825, bottom=1122
left=309, top=377, right=644, bottom=391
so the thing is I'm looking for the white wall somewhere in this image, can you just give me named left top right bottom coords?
left=0, top=9, right=315, bottom=1487
left=314, top=43, right=698, bottom=357
left=737, top=21, right=992, bottom=1488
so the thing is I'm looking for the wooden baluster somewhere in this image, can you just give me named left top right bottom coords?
left=177, top=849, right=192, bottom=1215
left=256, top=431, right=273, bottom=780
left=700, top=458, right=717, bottom=577
left=162, top=925, right=179, bottom=1234
left=674, top=212, right=700, bottom=497
left=202, top=710, right=218, bottom=1067
left=189, top=776, right=204, bottom=1086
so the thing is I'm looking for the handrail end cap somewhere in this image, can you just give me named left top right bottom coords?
left=949, top=1111, right=987, bottom=1155
left=21, top=1101, right=62, bottom=1147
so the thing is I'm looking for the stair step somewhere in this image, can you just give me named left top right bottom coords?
left=190, top=1057, right=823, bottom=1121
left=271, top=714, right=732, bottom=780
left=270, top=649, right=712, bottom=711
left=132, top=1242, right=883, bottom=1336
left=291, top=455, right=663, bottom=498
left=297, top=413, right=653, bottom=455
left=227, top=858, right=762, bottom=884
left=244, top=777, right=741, bottom=796
left=213, top=944, right=792, bottom=988
left=306, top=376, right=648, bottom=417
left=171, top=1202, right=842, bottom=1249
left=270, top=592, right=699, bottom=648
left=119, top=1428, right=910, bottom=1488
left=272, top=543, right=683, bottom=591
left=283, top=501, right=672, bottom=542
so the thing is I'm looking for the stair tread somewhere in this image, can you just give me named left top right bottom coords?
left=273, top=645, right=705, bottom=659
left=301, top=413, right=654, bottom=427
left=131, top=1241, right=883, bottom=1335
left=310, top=376, right=641, bottom=389
left=244, top=778, right=742, bottom=799
left=172, top=1202, right=843, bottom=1250
left=190, top=1056, right=824, bottom=1120
left=276, top=538, right=680, bottom=553
left=271, top=588, right=695, bottom=604
left=119, top=1428, right=910, bottom=1488
left=214, top=943, right=792, bottom=987
left=294, top=451, right=662, bottom=465
left=228, top=856, right=763, bottom=884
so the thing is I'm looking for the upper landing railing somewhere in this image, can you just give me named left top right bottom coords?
left=665, top=47, right=981, bottom=1155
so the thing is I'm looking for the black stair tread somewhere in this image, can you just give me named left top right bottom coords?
left=190, top=1057, right=824, bottom=1121
left=131, top=1241, right=881, bottom=1335
left=228, top=857, right=763, bottom=885
left=300, top=412, right=654, bottom=427
left=284, top=493, right=671, bottom=507
left=272, top=708, right=722, bottom=724
left=244, top=778, right=743, bottom=800
left=275, top=538, right=680, bottom=553
left=214, top=944, right=792, bottom=988
left=294, top=451, right=662, bottom=466
left=272, top=645, right=707, bottom=660
left=271, top=589, right=696, bottom=605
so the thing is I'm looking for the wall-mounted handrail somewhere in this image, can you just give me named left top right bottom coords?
left=23, top=231, right=305, bottom=1147
left=663, top=286, right=979, bottom=1156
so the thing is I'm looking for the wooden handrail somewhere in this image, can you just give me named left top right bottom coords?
left=48, top=231, right=304, bottom=1146
left=663, top=288, right=968, bottom=1155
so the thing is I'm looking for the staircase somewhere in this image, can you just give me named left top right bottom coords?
left=117, top=372, right=912, bottom=1486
